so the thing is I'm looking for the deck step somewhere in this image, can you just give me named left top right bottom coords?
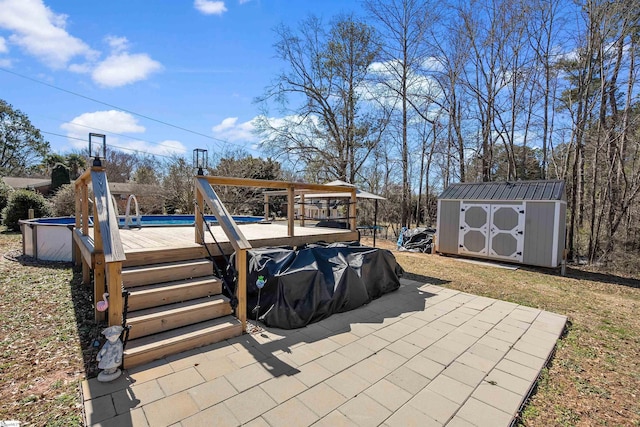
left=127, top=296, right=232, bottom=340
left=123, top=246, right=209, bottom=268
left=122, top=259, right=214, bottom=287
left=127, top=277, right=223, bottom=311
left=123, top=316, right=242, bottom=369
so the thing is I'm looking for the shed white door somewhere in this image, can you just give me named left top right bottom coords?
left=458, top=203, right=490, bottom=256
left=459, top=203, right=525, bottom=262
left=489, top=205, right=525, bottom=262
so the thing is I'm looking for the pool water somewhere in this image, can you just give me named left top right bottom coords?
left=30, top=214, right=264, bottom=227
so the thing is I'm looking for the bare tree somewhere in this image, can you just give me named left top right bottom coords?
left=255, top=15, right=387, bottom=184
left=366, top=0, right=437, bottom=227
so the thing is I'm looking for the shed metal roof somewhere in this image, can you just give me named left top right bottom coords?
left=439, top=180, right=565, bottom=201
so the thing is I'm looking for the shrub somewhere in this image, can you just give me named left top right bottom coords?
left=0, top=180, right=13, bottom=212
left=2, top=189, right=52, bottom=231
left=50, top=184, right=76, bottom=217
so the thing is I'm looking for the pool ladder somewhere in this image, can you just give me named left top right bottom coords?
left=124, top=194, right=142, bottom=229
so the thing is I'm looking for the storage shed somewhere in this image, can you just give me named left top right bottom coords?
left=436, top=180, right=566, bottom=268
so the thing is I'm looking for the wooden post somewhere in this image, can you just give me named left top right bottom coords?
left=287, top=186, right=295, bottom=237
left=93, top=202, right=105, bottom=322
left=264, top=193, right=269, bottom=220
left=81, top=184, right=89, bottom=236
left=300, top=194, right=305, bottom=227
left=373, top=199, right=378, bottom=248
left=82, top=258, right=90, bottom=286
left=236, top=249, right=247, bottom=332
left=28, top=209, right=34, bottom=219
left=349, top=189, right=357, bottom=231
left=94, top=253, right=106, bottom=322
left=106, top=262, right=123, bottom=327
left=195, top=183, right=204, bottom=244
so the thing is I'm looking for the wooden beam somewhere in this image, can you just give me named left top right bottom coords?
left=264, top=193, right=269, bottom=220
left=236, top=248, right=247, bottom=332
left=75, top=168, right=94, bottom=186
left=73, top=228, right=95, bottom=267
left=195, top=182, right=204, bottom=244
left=82, top=258, right=90, bottom=286
left=94, top=252, right=105, bottom=323
left=91, top=169, right=126, bottom=262
left=195, top=177, right=251, bottom=251
left=350, top=189, right=357, bottom=231
left=287, top=186, right=295, bottom=237
left=300, top=194, right=305, bottom=227
left=206, top=175, right=355, bottom=193
left=106, top=262, right=123, bottom=327
left=81, top=184, right=89, bottom=236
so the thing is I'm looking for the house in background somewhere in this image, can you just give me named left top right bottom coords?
left=2, top=177, right=52, bottom=195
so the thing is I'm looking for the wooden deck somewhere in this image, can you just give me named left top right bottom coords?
left=102, top=221, right=358, bottom=259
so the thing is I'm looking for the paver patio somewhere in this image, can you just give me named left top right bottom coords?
left=81, top=278, right=567, bottom=427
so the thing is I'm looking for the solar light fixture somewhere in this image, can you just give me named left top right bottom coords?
left=89, top=133, right=106, bottom=167
left=193, top=148, right=208, bottom=175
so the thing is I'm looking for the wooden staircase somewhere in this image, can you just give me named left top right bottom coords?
left=121, top=255, right=242, bottom=369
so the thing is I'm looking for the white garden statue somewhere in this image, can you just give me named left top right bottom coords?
left=97, top=325, right=124, bottom=382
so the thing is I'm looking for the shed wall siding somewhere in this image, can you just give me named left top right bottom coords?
left=523, top=202, right=554, bottom=267
left=438, top=200, right=460, bottom=254
left=557, top=203, right=567, bottom=262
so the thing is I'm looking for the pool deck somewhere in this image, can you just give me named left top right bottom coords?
left=115, top=222, right=358, bottom=254
left=81, top=278, right=566, bottom=427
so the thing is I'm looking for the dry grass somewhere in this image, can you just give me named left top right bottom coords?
left=363, top=237, right=640, bottom=427
left=0, top=230, right=96, bottom=426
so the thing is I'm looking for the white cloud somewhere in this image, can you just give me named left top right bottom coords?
left=105, top=35, right=129, bottom=54
left=0, top=0, right=93, bottom=68
left=0, top=58, right=11, bottom=68
left=92, top=51, right=162, bottom=87
left=125, top=139, right=187, bottom=156
left=194, top=0, right=227, bottom=15
left=238, top=0, right=251, bottom=4
left=68, top=36, right=162, bottom=87
left=61, top=110, right=145, bottom=148
left=61, top=110, right=185, bottom=156
left=0, top=37, right=7, bottom=53
left=212, top=117, right=258, bottom=142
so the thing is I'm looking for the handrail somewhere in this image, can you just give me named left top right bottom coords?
left=195, top=177, right=251, bottom=251
left=195, top=176, right=252, bottom=332
left=74, top=166, right=126, bottom=326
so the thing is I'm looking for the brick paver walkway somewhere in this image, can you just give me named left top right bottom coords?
left=82, top=278, right=567, bottom=426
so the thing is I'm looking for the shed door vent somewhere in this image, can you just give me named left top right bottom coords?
left=458, top=203, right=525, bottom=262
left=489, top=205, right=525, bottom=262
left=458, top=203, right=489, bottom=256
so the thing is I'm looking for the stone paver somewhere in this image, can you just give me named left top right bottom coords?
left=82, top=278, right=566, bottom=427
left=298, top=382, right=347, bottom=417
left=262, top=397, right=319, bottom=427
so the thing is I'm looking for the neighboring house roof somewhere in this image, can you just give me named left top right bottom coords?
left=2, top=177, right=51, bottom=189
left=439, top=180, right=566, bottom=201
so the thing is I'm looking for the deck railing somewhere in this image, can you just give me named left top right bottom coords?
left=73, top=166, right=126, bottom=326
left=194, top=176, right=357, bottom=332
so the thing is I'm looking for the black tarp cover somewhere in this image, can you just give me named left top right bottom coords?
left=243, top=243, right=404, bottom=329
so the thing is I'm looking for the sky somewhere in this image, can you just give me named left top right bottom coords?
left=0, top=0, right=366, bottom=161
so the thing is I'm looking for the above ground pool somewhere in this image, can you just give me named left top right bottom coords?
left=20, top=214, right=264, bottom=262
